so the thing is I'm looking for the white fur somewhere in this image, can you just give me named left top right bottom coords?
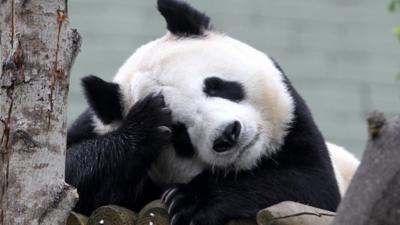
left=112, top=32, right=295, bottom=172
left=92, top=116, right=121, bottom=135
left=149, top=146, right=206, bottom=187
left=327, top=142, right=360, bottom=196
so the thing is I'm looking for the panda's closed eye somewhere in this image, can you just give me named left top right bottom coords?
left=203, top=77, right=245, bottom=102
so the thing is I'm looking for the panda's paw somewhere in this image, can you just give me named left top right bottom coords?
left=162, top=186, right=223, bottom=225
left=120, top=93, right=172, bottom=146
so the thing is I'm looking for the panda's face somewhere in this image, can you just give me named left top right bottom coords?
left=114, top=33, right=294, bottom=171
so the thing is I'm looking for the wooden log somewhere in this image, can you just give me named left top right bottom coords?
left=135, top=200, right=258, bottom=225
left=88, top=205, right=137, bottom=225
left=137, top=200, right=170, bottom=225
left=332, top=112, right=400, bottom=225
left=66, top=212, right=88, bottom=225
left=256, top=201, right=335, bottom=225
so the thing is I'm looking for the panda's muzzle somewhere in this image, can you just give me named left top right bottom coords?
left=212, top=121, right=242, bottom=153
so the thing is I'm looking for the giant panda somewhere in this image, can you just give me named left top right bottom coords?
left=66, top=0, right=358, bottom=224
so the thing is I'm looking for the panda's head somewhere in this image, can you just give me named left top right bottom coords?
left=84, top=0, right=295, bottom=173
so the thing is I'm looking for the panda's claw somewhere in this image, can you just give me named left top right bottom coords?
left=162, top=186, right=202, bottom=225
left=168, top=200, right=176, bottom=215
left=161, top=106, right=171, bottom=113
left=162, top=187, right=177, bottom=203
left=162, top=183, right=228, bottom=225
left=156, top=126, right=172, bottom=138
left=170, top=215, right=178, bottom=225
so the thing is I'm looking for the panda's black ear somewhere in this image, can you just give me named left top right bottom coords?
left=81, top=75, right=123, bottom=124
left=157, top=0, right=211, bottom=36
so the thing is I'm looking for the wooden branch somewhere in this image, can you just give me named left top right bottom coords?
left=0, top=0, right=81, bottom=224
left=332, top=112, right=400, bottom=225
left=88, top=205, right=137, bottom=225
left=73, top=200, right=335, bottom=225
left=256, top=201, right=335, bottom=225
left=136, top=200, right=170, bottom=225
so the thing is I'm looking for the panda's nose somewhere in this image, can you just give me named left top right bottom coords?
left=213, top=121, right=242, bottom=153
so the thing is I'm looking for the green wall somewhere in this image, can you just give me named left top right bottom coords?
left=68, top=0, right=400, bottom=156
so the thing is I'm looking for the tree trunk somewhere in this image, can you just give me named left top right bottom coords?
left=0, top=1, right=81, bottom=224
left=332, top=112, right=400, bottom=225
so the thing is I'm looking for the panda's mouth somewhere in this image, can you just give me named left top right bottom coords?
left=241, top=130, right=261, bottom=154
left=234, top=129, right=261, bottom=160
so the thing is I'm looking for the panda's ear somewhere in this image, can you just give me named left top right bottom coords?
left=81, top=75, right=123, bottom=124
left=157, top=0, right=211, bottom=36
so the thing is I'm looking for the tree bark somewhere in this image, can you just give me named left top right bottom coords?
left=0, top=1, right=81, bottom=224
left=332, top=112, right=400, bottom=225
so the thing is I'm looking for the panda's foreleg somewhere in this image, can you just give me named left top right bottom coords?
left=66, top=94, right=172, bottom=214
left=161, top=171, right=262, bottom=225
left=162, top=167, right=340, bottom=225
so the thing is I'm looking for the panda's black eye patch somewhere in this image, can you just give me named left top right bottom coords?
left=172, top=123, right=195, bottom=158
left=203, top=77, right=245, bottom=102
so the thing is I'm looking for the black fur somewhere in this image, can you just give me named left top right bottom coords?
left=66, top=92, right=172, bottom=215
left=157, top=0, right=211, bottom=36
left=203, top=77, right=245, bottom=102
left=172, top=123, right=196, bottom=158
left=164, top=152, right=340, bottom=225
left=81, top=75, right=123, bottom=124
left=67, top=109, right=96, bottom=147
